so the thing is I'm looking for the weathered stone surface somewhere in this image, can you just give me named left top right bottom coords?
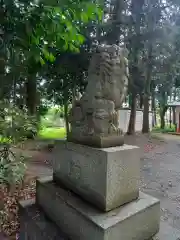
left=19, top=198, right=67, bottom=240
left=68, top=44, right=129, bottom=148
left=18, top=197, right=178, bottom=240
left=53, top=141, right=140, bottom=211
left=36, top=177, right=160, bottom=240
left=67, top=134, right=125, bottom=148
left=0, top=232, right=8, bottom=240
left=18, top=196, right=176, bottom=240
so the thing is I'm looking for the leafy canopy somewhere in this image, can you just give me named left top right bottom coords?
left=1, top=0, right=103, bottom=64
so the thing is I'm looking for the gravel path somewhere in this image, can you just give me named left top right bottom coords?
left=140, top=135, right=180, bottom=238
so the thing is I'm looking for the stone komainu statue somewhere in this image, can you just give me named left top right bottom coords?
left=68, top=44, right=129, bottom=148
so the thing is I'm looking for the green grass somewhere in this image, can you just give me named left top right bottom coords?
left=0, top=127, right=66, bottom=142
left=38, top=127, right=66, bottom=139
left=152, top=125, right=176, bottom=133
left=0, top=136, right=12, bottom=144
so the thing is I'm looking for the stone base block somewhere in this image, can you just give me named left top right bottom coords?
left=19, top=198, right=66, bottom=240
left=53, top=141, right=140, bottom=211
left=36, top=177, right=160, bottom=240
left=67, top=134, right=125, bottom=148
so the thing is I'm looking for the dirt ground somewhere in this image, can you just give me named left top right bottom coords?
left=14, top=133, right=165, bottom=178
left=7, top=133, right=180, bottom=239
left=139, top=134, right=180, bottom=239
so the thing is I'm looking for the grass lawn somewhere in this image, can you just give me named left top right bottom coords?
left=0, top=127, right=66, bottom=143
left=38, top=127, right=66, bottom=139
left=152, top=125, right=176, bottom=133
left=0, top=136, right=12, bottom=144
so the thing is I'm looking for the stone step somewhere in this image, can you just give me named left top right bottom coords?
left=19, top=198, right=68, bottom=240
left=18, top=196, right=180, bottom=240
left=36, top=177, right=160, bottom=240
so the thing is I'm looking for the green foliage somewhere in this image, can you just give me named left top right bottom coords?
left=0, top=145, right=26, bottom=186
left=38, top=105, right=49, bottom=117
left=152, top=125, right=176, bottom=133
left=0, top=101, right=38, bottom=143
left=40, top=107, right=65, bottom=128
left=1, top=0, right=103, bottom=67
left=0, top=100, right=37, bottom=187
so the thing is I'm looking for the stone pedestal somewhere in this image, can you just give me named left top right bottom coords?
left=53, top=141, right=140, bottom=211
left=36, top=177, right=160, bottom=240
left=19, top=141, right=160, bottom=240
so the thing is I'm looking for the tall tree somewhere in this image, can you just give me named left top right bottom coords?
left=0, top=0, right=102, bottom=114
left=127, top=0, right=145, bottom=134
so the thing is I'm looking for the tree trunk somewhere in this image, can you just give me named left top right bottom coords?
left=12, top=76, right=17, bottom=105
left=151, top=91, right=156, bottom=126
left=139, top=94, right=143, bottom=109
left=26, top=74, right=37, bottom=115
left=0, top=33, right=7, bottom=100
left=127, top=93, right=137, bottom=135
left=64, top=102, right=69, bottom=136
left=173, top=89, right=176, bottom=125
left=169, top=91, right=172, bottom=128
left=142, top=94, right=149, bottom=133
left=170, top=108, right=172, bottom=128
left=16, top=82, right=26, bottom=110
left=142, top=41, right=153, bottom=133
left=160, top=111, right=165, bottom=129
left=173, top=107, right=176, bottom=125
left=154, top=110, right=157, bottom=126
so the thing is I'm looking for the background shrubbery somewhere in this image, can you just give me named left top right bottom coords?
left=152, top=125, right=176, bottom=133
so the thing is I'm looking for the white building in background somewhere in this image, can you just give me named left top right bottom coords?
left=118, top=108, right=153, bottom=133
left=168, top=101, right=180, bottom=133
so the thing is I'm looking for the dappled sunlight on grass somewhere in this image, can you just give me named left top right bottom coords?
left=0, top=136, right=12, bottom=144
left=38, top=127, right=66, bottom=139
